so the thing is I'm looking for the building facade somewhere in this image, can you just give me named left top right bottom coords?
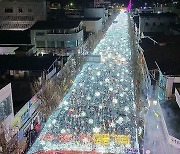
left=82, top=18, right=103, bottom=33
left=84, top=8, right=108, bottom=24
left=0, top=0, right=47, bottom=30
left=139, top=13, right=178, bottom=36
left=0, top=83, right=14, bottom=141
left=30, top=21, right=84, bottom=55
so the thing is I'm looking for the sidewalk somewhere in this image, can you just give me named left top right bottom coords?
left=144, top=88, right=180, bottom=154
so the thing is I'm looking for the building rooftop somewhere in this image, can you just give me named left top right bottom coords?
left=140, top=37, right=180, bottom=75
left=170, top=24, right=180, bottom=33
left=150, top=35, right=180, bottom=44
left=0, top=30, right=31, bottom=45
left=0, top=55, right=59, bottom=71
left=139, top=12, right=178, bottom=17
left=67, top=17, right=102, bottom=21
left=11, top=81, right=33, bottom=114
left=30, top=20, right=82, bottom=30
left=142, top=32, right=165, bottom=38
left=0, top=80, right=10, bottom=91
left=14, top=45, right=34, bottom=53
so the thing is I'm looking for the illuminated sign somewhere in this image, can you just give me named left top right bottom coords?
left=93, top=133, right=130, bottom=145
left=93, top=134, right=110, bottom=145
left=126, top=148, right=139, bottom=153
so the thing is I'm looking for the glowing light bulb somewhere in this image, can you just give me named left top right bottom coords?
left=109, top=87, right=113, bottom=91
left=93, top=127, right=101, bottom=133
left=124, top=106, right=129, bottom=112
left=89, top=119, right=93, bottom=124
left=95, top=91, right=100, bottom=97
left=61, top=129, right=66, bottom=133
left=64, top=100, right=68, bottom=105
left=97, top=72, right=101, bottom=76
left=116, top=117, right=123, bottom=124
left=105, top=78, right=109, bottom=83
left=112, top=98, right=118, bottom=104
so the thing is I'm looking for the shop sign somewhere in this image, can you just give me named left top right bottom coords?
left=11, top=103, right=29, bottom=128
left=93, top=133, right=130, bottom=145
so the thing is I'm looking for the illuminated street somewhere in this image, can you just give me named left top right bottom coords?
left=28, top=11, right=139, bottom=154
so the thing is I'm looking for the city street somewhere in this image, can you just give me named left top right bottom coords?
left=28, top=11, right=139, bottom=154
left=144, top=92, right=180, bottom=154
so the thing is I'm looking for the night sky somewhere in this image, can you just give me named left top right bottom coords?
left=50, top=0, right=179, bottom=8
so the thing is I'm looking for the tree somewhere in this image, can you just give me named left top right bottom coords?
left=31, top=50, right=84, bottom=122
left=0, top=123, right=19, bottom=154
left=32, top=77, right=62, bottom=122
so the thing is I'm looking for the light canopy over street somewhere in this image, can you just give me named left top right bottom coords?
left=28, top=11, right=138, bottom=154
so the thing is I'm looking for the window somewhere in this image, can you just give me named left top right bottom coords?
left=36, top=32, right=45, bottom=36
left=5, top=8, right=13, bottom=13
left=57, top=41, right=62, bottom=47
left=65, top=40, right=77, bottom=48
left=18, top=8, right=23, bottom=13
left=61, top=41, right=64, bottom=48
left=0, top=96, right=12, bottom=121
left=145, top=22, right=149, bottom=26
left=28, top=8, right=32, bottom=12
left=36, top=41, right=45, bottom=47
left=47, top=41, right=55, bottom=48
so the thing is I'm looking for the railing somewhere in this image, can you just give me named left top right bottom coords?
left=46, top=29, right=83, bottom=35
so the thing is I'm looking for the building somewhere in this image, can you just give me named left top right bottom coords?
left=0, top=30, right=34, bottom=55
left=135, top=6, right=180, bottom=15
left=0, top=55, right=67, bottom=80
left=0, top=0, right=47, bottom=30
left=30, top=20, right=84, bottom=55
left=84, top=8, right=108, bottom=24
left=154, top=6, right=180, bottom=15
left=0, top=30, right=31, bottom=45
left=139, top=36, right=180, bottom=99
left=138, top=36, right=180, bottom=149
left=170, top=24, right=180, bottom=35
left=0, top=83, right=14, bottom=141
left=139, top=13, right=178, bottom=37
left=93, top=0, right=111, bottom=8
left=0, top=54, right=68, bottom=152
left=65, top=9, right=84, bottom=18
left=67, top=17, right=103, bottom=34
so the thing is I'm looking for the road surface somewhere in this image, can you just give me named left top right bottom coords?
left=144, top=96, right=180, bottom=154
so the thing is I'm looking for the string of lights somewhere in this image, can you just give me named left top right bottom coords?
left=28, top=11, right=138, bottom=154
